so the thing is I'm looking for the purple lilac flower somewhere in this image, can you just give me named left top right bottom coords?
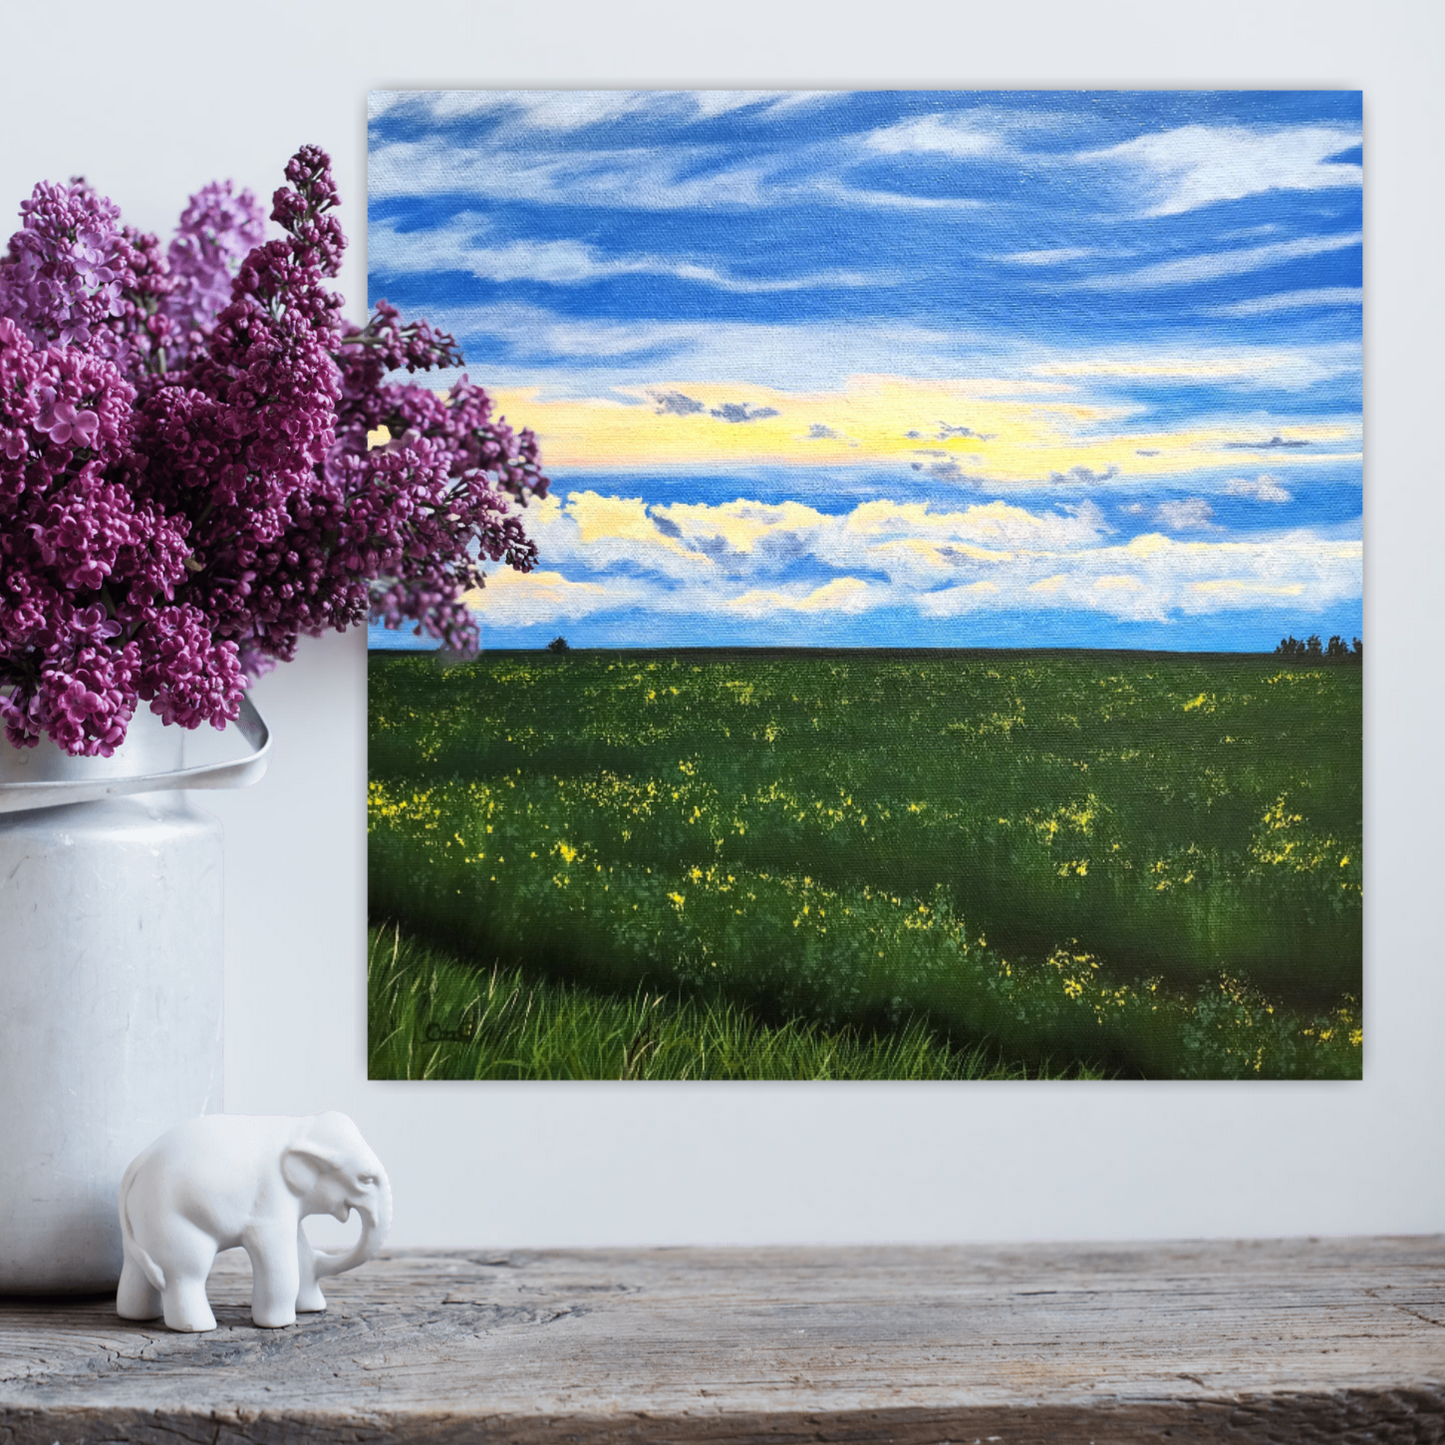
left=0, top=146, right=548, bottom=754
left=0, top=180, right=145, bottom=369
left=161, top=182, right=266, bottom=368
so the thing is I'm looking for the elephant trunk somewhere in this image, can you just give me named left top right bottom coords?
left=312, top=1172, right=392, bottom=1280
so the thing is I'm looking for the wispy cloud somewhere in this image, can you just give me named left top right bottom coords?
left=406, top=304, right=990, bottom=393
left=1030, top=341, right=1361, bottom=392
left=1077, top=232, right=1362, bottom=292
left=372, top=89, right=840, bottom=134
left=1209, top=287, right=1363, bottom=317
left=807, top=181, right=988, bottom=212
left=1082, top=124, right=1362, bottom=216
left=861, top=112, right=1003, bottom=158
left=1001, top=247, right=1098, bottom=266
left=370, top=216, right=883, bottom=293
left=412, top=302, right=1362, bottom=425
left=370, top=137, right=782, bottom=211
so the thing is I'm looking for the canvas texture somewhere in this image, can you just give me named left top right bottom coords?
left=365, top=91, right=1362, bottom=1081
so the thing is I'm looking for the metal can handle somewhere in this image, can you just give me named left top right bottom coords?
left=0, top=694, right=270, bottom=815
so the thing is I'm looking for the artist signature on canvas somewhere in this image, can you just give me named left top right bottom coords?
left=423, top=1017, right=475, bottom=1043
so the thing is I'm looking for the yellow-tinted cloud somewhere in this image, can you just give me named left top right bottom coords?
left=530, top=491, right=716, bottom=577
left=569, top=493, right=669, bottom=547
left=723, top=577, right=872, bottom=617
left=653, top=498, right=827, bottom=553
left=489, top=374, right=1358, bottom=485
left=459, top=567, right=643, bottom=624
left=1190, top=578, right=1307, bottom=597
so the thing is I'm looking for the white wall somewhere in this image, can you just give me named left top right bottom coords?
left=4, top=0, right=1438, bottom=1248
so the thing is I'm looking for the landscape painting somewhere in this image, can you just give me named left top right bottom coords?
left=366, top=90, right=1362, bottom=1080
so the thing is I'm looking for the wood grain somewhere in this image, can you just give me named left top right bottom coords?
left=1, top=1238, right=1442, bottom=1443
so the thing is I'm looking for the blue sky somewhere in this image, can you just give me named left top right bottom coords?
left=367, top=90, right=1362, bottom=651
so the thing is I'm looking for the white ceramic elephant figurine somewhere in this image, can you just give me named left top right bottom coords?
left=116, top=1112, right=392, bottom=1332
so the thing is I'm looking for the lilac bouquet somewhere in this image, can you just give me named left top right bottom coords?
left=0, top=145, right=548, bottom=756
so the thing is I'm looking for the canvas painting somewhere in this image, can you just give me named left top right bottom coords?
left=365, top=90, right=1362, bottom=1081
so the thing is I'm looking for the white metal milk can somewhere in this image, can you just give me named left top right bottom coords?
left=0, top=698, right=268, bottom=1292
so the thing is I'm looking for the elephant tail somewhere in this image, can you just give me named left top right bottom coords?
left=117, top=1154, right=166, bottom=1292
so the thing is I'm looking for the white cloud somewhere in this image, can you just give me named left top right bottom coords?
left=496, top=91, right=700, bottom=132
left=862, top=113, right=1002, bottom=158
left=523, top=492, right=719, bottom=581
left=1209, top=287, right=1363, bottom=317
left=412, top=303, right=991, bottom=393
left=1001, top=247, right=1098, bottom=266
left=836, top=497, right=1110, bottom=553
left=369, top=136, right=778, bottom=212
left=466, top=487, right=1360, bottom=630
left=915, top=581, right=1003, bottom=617
left=1154, top=498, right=1215, bottom=531
left=1218, top=224, right=1282, bottom=241
left=806, top=181, right=988, bottom=212
left=464, top=567, right=649, bottom=627
left=651, top=498, right=827, bottom=567
left=1029, top=339, right=1361, bottom=393
left=369, top=216, right=882, bottom=294
left=419, top=301, right=1360, bottom=402
left=685, top=91, right=837, bottom=122
left=372, top=103, right=887, bottom=217
left=367, top=92, right=405, bottom=120
left=980, top=530, right=1361, bottom=623
left=375, top=89, right=836, bottom=135
left=393, top=300, right=1360, bottom=407
left=1225, top=473, right=1292, bottom=503
left=724, top=577, right=874, bottom=617
left=1082, top=124, right=1362, bottom=216
left=517, top=493, right=1117, bottom=597
left=1078, top=231, right=1362, bottom=292
left=370, top=96, right=986, bottom=215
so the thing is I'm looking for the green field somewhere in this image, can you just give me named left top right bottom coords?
left=368, top=649, right=1362, bottom=1080
left=367, top=924, right=1109, bottom=1081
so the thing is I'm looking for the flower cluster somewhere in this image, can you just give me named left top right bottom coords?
left=0, top=146, right=548, bottom=754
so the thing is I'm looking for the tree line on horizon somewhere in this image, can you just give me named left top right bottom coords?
left=544, top=633, right=1363, bottom=660
left=1274, top=634, right=1362, bottom=663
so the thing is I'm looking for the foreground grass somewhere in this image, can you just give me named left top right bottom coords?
left=368, top=924, right=1109, bottom=1080
left=369, top=650, right=1362, bottom=1080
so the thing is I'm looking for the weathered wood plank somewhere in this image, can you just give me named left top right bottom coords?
left=1, top=1238, right=1442, bottom=1443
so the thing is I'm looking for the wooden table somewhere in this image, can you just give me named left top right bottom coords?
left=1, top=1238, right=1442, bottom=1443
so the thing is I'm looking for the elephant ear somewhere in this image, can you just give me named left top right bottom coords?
left=281, top=1141, right=343, bottom=1197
